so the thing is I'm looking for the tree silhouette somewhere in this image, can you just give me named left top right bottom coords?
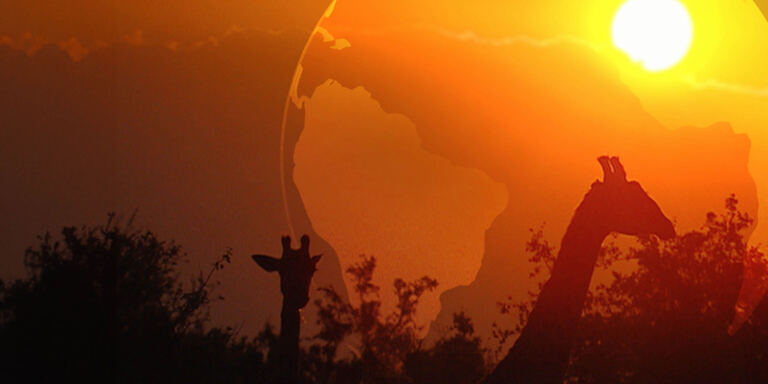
left=10, top=199, right=768, bottom=383
left=310, top=255, right=487, bottom=384
left=0, top=217, right=492, bottom=384
left=0, top=214, right=270, bottom=383
left=404, top=312, right=486, bottom=384
left=498, top=195, right=768, bottom=383
left=311, top=255, right=438, bottom=383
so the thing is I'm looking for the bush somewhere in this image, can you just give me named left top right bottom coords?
left=0, top=214, right=268, bottom=383
left=311, top=255, right=486, bottom=384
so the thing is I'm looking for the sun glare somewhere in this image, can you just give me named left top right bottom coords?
left=612, top=0, right=693, bottom=71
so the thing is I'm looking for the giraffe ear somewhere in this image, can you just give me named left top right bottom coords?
left=252, top=255, right=281, bottom=272
left=311, top=254, right=322, bottom=265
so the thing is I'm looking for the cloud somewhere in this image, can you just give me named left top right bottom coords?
left=315, top=26, right=351, bottom=50
left=0, top=32, right=48, bottom=56
left=681, top=75, right=768, bottom=98
left=0, top=26, right=310, bottom=62
left=424, top=25, right=603, bottom=52
left=0, top=0, right=329, bottom=47
left=57, top=37, right=89, bottom=61
left=123, top=30, right=144, bottom=45
left=429, top=26, right=768, bottom=98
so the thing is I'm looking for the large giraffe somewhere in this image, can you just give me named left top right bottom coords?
left=483, top=156, right=676, bottom=384
left=252, top=235, right=321, bottom=382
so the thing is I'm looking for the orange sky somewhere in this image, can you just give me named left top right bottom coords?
left=2, top=0, right=767, bottom=341
left=288, top=0, right=768, bottom=337
left=0, top=0, right=332, bottom=337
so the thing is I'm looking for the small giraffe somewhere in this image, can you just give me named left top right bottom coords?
left=253, top=235, right=321, bottom=382
left=483, top=156, right=675, bottom=384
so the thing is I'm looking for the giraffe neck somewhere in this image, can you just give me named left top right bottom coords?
left=483, top=208, right=608, bottom=384
left=532, top=213, right=608, bottom=337
left=278, top=299, right=301, bottom=381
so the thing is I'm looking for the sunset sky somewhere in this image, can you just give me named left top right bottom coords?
left=1, top=0, right=767, bottom=341
left=0, top=0, right=332, bottom=335
left=290, top=0, right=768, bottom=337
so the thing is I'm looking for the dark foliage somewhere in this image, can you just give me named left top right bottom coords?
left=0, top=216, right=488, bottom=384
left=9, top=196, right=768, bottom=383
left=498, top=196, right=768, bottom=383
left=309, top=255, right=486, bottom=384
left=0, top=214, right=270, bottom=383
left=404, top=312, right=486, bottom=384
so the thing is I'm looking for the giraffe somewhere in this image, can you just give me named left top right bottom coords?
left=252, top=235, right=321, bottom=382
left=482, top=156, right=676, bottom=384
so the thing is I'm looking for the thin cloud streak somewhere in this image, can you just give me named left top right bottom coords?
left=427, top=25, right=768, bottom=99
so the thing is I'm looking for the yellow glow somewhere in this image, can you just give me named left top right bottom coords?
left=612, top=0, right=693, bottom=71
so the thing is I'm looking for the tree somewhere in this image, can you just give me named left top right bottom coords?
left=500, top=195, right=768, bottom=383
left=312, top=255, right=441, bottom=383
left=404, top=311, right=486, bottom=384
left=0, top=214, right=269, bottom=383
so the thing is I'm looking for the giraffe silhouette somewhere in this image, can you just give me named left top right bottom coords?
left=252, top=235, right=321, bottom=383
left=483, top=156, right=675, bottom=384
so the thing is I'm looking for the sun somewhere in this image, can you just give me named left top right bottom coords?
left=612, top=0, right=693, bottom=71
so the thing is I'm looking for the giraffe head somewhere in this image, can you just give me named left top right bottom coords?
left=580, top=156, right=675, bottom=240
left=252, top=235, right=322, bottom=309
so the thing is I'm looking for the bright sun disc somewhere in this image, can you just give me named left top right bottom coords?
left=612, top=0, right=693, bottom=71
